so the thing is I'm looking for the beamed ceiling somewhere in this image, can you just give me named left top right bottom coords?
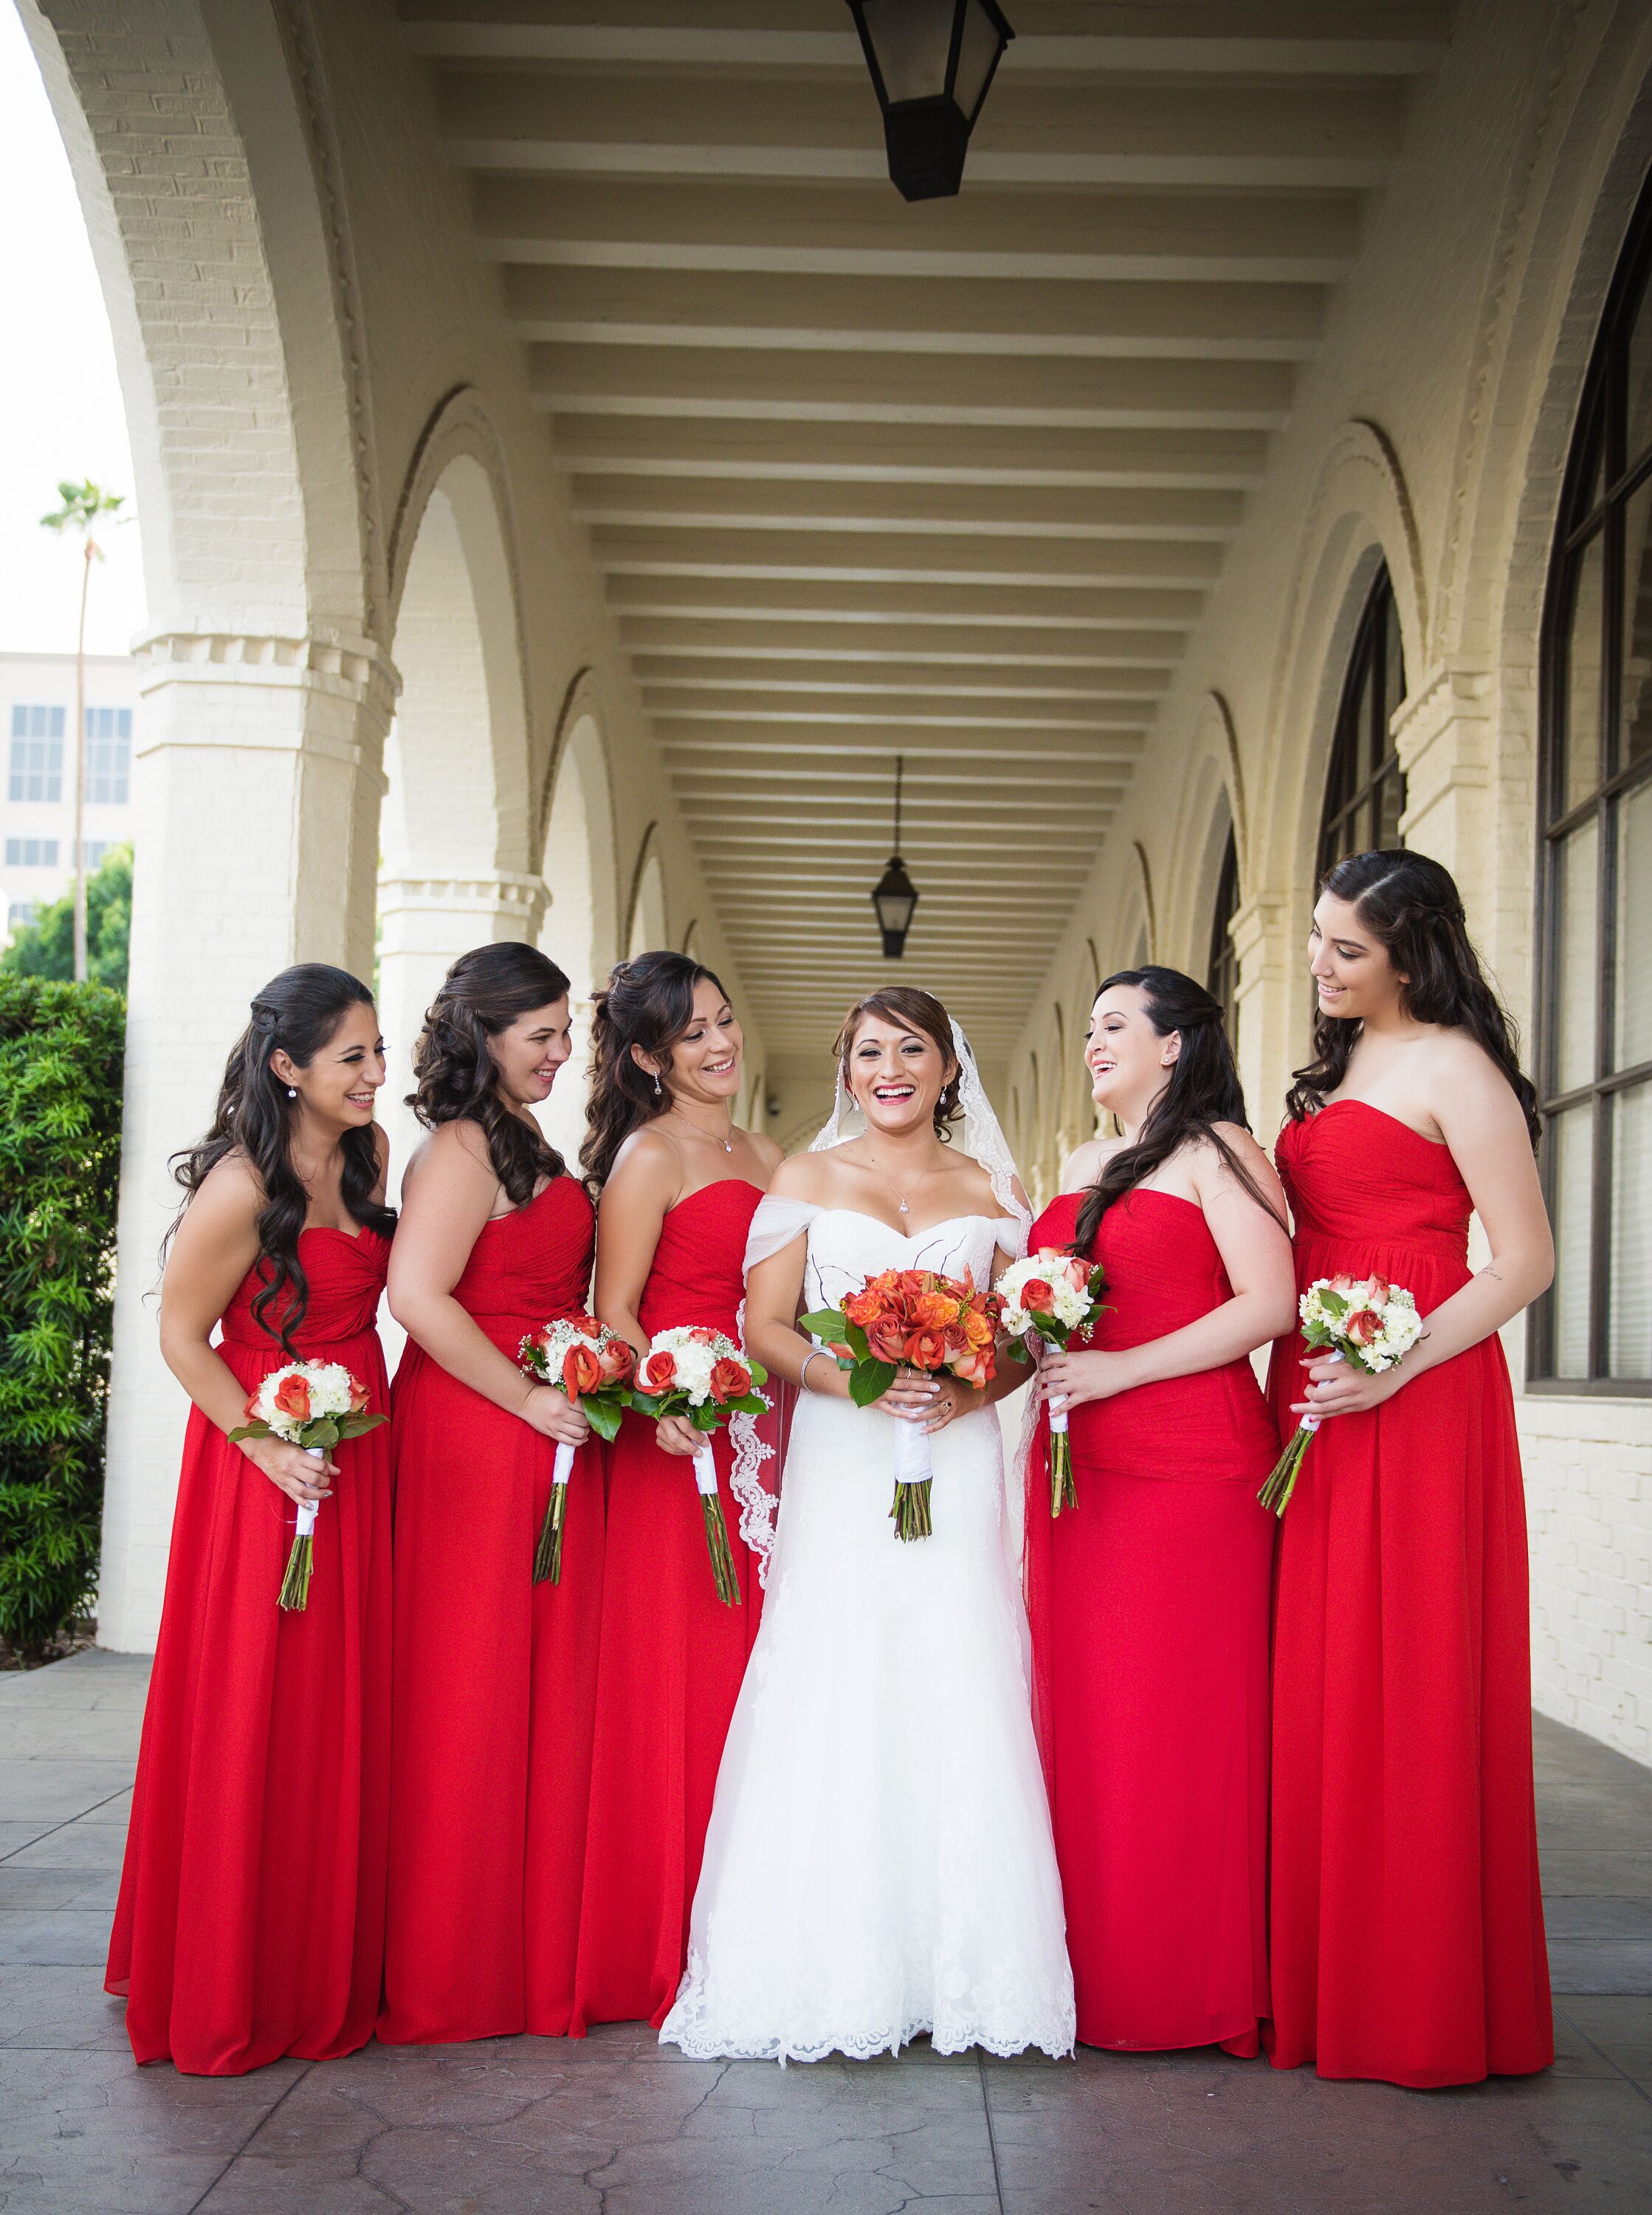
left=397, top=1, right=1452, bottom=1061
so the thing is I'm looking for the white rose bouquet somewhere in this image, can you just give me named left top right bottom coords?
left=995, top=1250, right=1109, bottom=1516
left=230, top=1361, right=385, bottom=1610
left=518, top=1312, right=637, bottom=1584
left=1259, top=1274, right=1424, bottom=1515
left=629, top=1325, right=769, bottom=1604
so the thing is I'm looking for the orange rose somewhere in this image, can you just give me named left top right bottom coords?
left=904, top=1326, right=947, bottom=1371
left=348, top=1372, right=371, bottom=1415
left=866, top=1314, right=909, bottom=1365
left=687, top=1325, right=719, bottom=1347
left=912, top=1289, right=959, bottom=1330
left=1020, top=1277, right=1054, bottom=1314
left=842, top=1286, right=884, bottom=1328
left=642, top=1349, right=678, bottom=1392
left=963, top=1308, right=995, bottom=1350
left=272, top=1371, right=312, bottom=1422
left=709, top=1356, right=751, bottom=1404
left=599, top=1336, right=636, bottom=1384
left=568, top=1311, right=602, bottom=1336
left=953, top=1345, right=993, bottom=1389
left=1344, top=1308, right=1383, bottom=1347
left=562, top=1343, right=602, bottom=1397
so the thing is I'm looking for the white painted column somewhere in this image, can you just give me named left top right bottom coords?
left=1231, top=888, right=1299, bottom=1130
left=98, top=628, right=395, bottom=1652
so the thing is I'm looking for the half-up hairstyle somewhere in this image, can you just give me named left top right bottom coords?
left=170, top=964, right=394, bottom=1351
left=1073, top=966, right=1282, bottom=1255
left=581, top=950, right=732, bottom=1192
left=1287, top=849, right=1540, bottom=1147
left=410, top=942, right=573, bottom=1203
left=833, top=986, right=962, bottom=1139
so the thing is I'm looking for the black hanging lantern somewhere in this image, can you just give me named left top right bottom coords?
left=845, top=0, right=1014, bottom=203
left=871, top=755, right=920, bottom=958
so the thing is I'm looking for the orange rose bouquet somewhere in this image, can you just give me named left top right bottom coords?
left=519, top=1313, right=636, bottom=1583
left=628, top=1325, right=770, bottom=1604
left=799, top=1268, right=1002, bottom=1540
left=230, top=1361, right=385, bottom=1610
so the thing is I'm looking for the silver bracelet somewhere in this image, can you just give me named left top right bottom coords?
left=799, top=1347, right=826, bottom=1394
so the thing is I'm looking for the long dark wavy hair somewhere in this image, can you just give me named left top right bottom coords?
left=833, top=986, right=963, bottom=1139
left=1287, top=849, right=1541, bottom=1147
left=169, top=964, right=395, bottom=1350
left=580, top=950, right=732, bottom=1192
left=409, top=942, right=573, bottom=1203
left=1073, top=966, right=1282, bottom=1255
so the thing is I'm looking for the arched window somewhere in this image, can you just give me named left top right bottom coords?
left=1206, top=825, right=1240, bottom=1051
left=1533, top=179, right=1652, bottom=1390
left=1317, top=566, right=1407, bottom=878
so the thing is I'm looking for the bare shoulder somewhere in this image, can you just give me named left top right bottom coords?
left=1429, top=1031, right=1533, bottom=1136
left=768, top=1147, right=839, bottom=1203
left=371, top=1120, right=392, bottom=1185
left=943, top=1146, right=1002, bottom=1212
left=1191, top=1121, right=1287, bottom=1205
left=1058, top=1135, right=1111, bottom=1192
left=189, top=1147, right=265, bottom=1228
left=607, top=1119, right=683, bottom=1196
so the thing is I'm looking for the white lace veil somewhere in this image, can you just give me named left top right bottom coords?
left=808, top=1015, right=1032, bottom=1256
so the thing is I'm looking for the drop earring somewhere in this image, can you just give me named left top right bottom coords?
left=287, top=1087, right=297, bottom=1099
left=653, top=1074, right=663, bottom=1099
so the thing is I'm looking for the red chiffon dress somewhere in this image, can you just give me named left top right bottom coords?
left=1024, top=1189, right=1278, bottom=2054
left=1266, top=1102, right=1552, bottom=2087
left=572, top=1178, right=765, bottom=2033
left=106, top=1228, right=393, bottom=2075
left=379, top=1175, right=605, bottom=2043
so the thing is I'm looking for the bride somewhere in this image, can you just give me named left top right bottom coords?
left=660, top=986, right=1075, bottom=2064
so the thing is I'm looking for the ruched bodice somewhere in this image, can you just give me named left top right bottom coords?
left=448, top=1178, right=595, bottom=1354
left=1030, top=1188, right=1276, bottom=1483
left=1275, top=1100, right=1473, bottom=1288
left=221, top=1227, right=388, bottom=1353
left=638, top=1180, right=763, bottom=1339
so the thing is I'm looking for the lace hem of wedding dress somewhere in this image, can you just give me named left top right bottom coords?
left=727, top=1297, right=779, bottom=1587
left=661, top=1960, right=1075, bottom=2067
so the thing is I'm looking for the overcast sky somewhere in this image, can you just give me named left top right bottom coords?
left=0, top=2, right=147, bottom=657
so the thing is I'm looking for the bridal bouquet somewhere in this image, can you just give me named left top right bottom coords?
left=995, top=1250, right=1110, bottom=1517
left=230, top=1361, right=386, bottom=1610
left=518, top=1313, right=636, bottom=1584
left=1259, top=1274, right=1424, bottom=1515
left=629, top=1326, right=769, bottom=1604
left=799, top=1268, right=1002, bottom=1540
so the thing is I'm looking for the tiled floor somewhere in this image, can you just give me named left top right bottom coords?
left=1, top=1650, right=1648, bottom=2214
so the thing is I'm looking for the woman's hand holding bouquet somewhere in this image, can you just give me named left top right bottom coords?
left=230, top=1361, right=386, bottom=1610
left=629, top=1327, right=769, bottom=1604
left=1260, top=1274, right=1424, bottom=1514
left=995, top=1251, right=1109, bottom=1516
left=799, top=1268, right=1002, bottom=1540
left=519, top=1314, right=636, bottom=1582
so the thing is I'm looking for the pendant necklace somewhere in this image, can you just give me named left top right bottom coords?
left=863, top=1143, right=942, bottom=1217
left=667, top=1106, right=734, bottom=1154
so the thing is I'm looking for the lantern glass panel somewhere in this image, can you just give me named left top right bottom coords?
left=954, top=0, right=1004, bottom=119
left=857, top=0, right=958, bottom=105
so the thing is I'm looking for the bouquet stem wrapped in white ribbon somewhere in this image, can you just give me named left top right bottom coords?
left=629, top=1326, right=769, bottom=1604
left=519, top=1313, right=636, bottom=1584
left=1259, top=1274, right=1423, bottom=1516
left=229, top=1361, right=385, bottom=1611
left=995, top=1251, right=1110, bottom=1518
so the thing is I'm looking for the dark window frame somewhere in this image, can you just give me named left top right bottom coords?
left=1206, top=823, right=1240, bottom=1052
left=1315, top=566, right=1408, bottom=883
left=1530, top=174, right=1652, bottom=1395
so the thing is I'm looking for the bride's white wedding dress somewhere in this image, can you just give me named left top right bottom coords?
left=659, top=1201, right=1076, bottom=2064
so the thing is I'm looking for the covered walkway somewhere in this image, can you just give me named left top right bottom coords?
left=0, top=1652, right=1648, bottom=2214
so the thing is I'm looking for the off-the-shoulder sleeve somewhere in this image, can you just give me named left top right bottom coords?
left=743, top=1195, right=819, bottom=1276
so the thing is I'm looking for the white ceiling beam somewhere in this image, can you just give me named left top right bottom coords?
left=571, top=476, right=1245, bottom=540
left=617, top=621, right=1187, bottom=665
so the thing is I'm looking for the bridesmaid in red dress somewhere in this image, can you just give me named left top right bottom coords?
left=1027, top=966, right=1294, bottom=2055
left=107, top=965, right=396, bottom=2074
left=380, top=942, right=602, bottom=2043
left=571, top=952, right=780, bottom=2031
left=1268, top=848, right=1554, bottom=2087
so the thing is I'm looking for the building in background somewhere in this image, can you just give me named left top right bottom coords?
left=1, top=649, right=136, bottom=941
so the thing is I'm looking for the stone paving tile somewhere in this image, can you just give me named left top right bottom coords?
left=1, top=1818, right=128, bottom=1876
left=1547, top=1940, right=1652, bottom=1997
left=982, top=2050, right=1652, bottom=2214
left=0, top=1962, right=128, bottom=2053
left=1546, top=1895, right=1652, bottom=1940
left=0, top=1827, right=53, bottom=1862
left=196, top=2042, right=1002, bottom=2215
left=0, top=1866, right=120, bottom=1914
left=1556, top=1997, right=1652, bottom=2093
left=1540, top=1849, right=1652, bottom=1898
left=0, top=1761, right=134, bottom=1827
left=0, top=1909, right=117, bottom=1968
left=0, top=2047, right=306, bottom=2215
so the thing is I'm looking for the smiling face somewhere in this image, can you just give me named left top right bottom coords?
left=845, top=1012, right=955, bottom=1139
left=1084, top=983, right=1179, bottom=1123
left=1308, top=890, right=1405, bottom=1023
left=273, top=999, right=385, bottom=1132
left=487, top=997, right=574, bottom=1109
left=636, top=975, right=743, bottom=1108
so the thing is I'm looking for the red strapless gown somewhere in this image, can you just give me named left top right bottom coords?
left=106, top=1229, right=392, bottom=2074
left=1266, top=1102, right=1552, bottom=2086
left=1024, top=1189, right=1277, bottom=2053
left=379, top=1177, right=605, bottom=2043
left=572, top=1178, right=765, bottom=2032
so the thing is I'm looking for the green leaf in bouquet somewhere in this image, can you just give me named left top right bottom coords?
left=691, top=1403, right=721, bottom=1432
left=306, top=1417, right=341, bottom=1448
left=746, top=1356, right=769, bottom=1388
left=797, top=1307, right=848, bottom=1342
left=1316, top=1287, right=1350, bottom=1318
left=227, top=1420, right=270, bottom=1445
left=1028, top=1308, right=1064, bottom=1340
left=337, top=1411, right=388, bottom=1441
left=849, top=1358, right=897, bottom=1408
left=584, top=1398, right=625, bottom=1443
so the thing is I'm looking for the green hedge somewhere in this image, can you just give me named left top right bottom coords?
left=0, top=975, right=125, bottom=1655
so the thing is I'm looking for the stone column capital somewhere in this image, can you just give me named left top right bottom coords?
left=133, top=627, right=402, bottom=727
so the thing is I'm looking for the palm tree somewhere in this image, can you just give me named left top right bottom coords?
left=39, top=479, right=125, bottom=983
